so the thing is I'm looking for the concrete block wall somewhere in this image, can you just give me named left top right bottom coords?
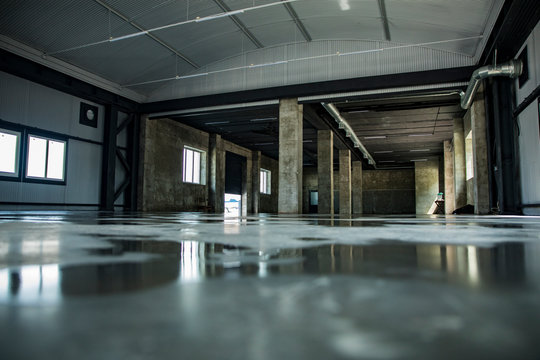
left=140, top=117, right=279, bottom=213
left=363, top=169, right=415, bottom=214
left=415, top=159, right=440, bottom=214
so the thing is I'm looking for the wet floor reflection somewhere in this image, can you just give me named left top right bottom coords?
left=0, top=238, right=531, bottom=301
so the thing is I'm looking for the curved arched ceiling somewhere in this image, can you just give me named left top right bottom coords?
left=0, top=0, right=504, bottom=102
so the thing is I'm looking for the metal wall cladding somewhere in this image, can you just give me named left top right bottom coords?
left=148, top=39, right=476, bottom=101
left=0, top=72, right=104, bottom=205
left=516, top=22, right=540, bottom=207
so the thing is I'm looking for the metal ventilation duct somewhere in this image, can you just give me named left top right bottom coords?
left=460, top=59, right=522, bottom=109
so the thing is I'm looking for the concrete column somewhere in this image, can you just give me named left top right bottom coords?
left=352, top=161, right=363, bottom=214
left=339, top=149, right=352, bottom=215
left=444, top=140, right=455, bottom=214
left=278, top=98, right=303, bottom=213
left=252, top=150, right=261, bottom=214
left=209, top=133, right=225, bottom=213
left=415, top=159, right=439, bottom=214
left=317, top=130, right=334, bottom=214
left=453, top=118, right=467, bottom=209
left=471, top=93, right=490, bottom=214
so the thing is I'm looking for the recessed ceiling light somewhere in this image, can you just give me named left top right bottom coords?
left=410, top=149, right=431, bottom=152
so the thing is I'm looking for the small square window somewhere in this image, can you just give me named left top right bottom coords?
left=183, top=146, right=206, bottom=185
left=26, top=135, right=66, bottom=182
left=260, top=169, right=271, bottom=194
left=0, top=128, right=20, bottom=177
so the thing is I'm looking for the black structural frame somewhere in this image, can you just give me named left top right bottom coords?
left=479, top=0, right=540, bottom=214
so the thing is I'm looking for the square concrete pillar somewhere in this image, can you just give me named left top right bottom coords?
left=352, top=161, right=363, bottom=214
left=209, top=133, right=225, bottom=213
left=453, top=118, right=467, bottom=209
left=278, top=98, right=303, bottom=213
left=470, top=93, right=490, bottom=214
left=339, top=149, right=352, bottom=215
left=252, top=150, right=261, bottom=214
left=317, top=130, right=334, bottom=214
left=444, top=140, right=455, bottom=214
left=415, top=159, right=439, bottom=214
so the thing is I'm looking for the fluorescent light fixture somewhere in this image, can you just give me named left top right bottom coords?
left=364, top=136, right=386, bottom=140
left=379, top=160, right=396, bottom=163
left=374, top=150, right=393, bottom=154
left=204, top=121, right=229, bottom=125
left=411, top=159, right=428, bottom=162
left=347, top=110, right=370, bottom=113
left=303, top=140, right=313, bottom=143
left=250, top=117, right=277, bottom=122
left=254, top=142, right=274, bottom=146
left=195, top=9, right=245, bottom=22
left=408, top=133, right=433, bottom=137
left=410, top=149, right=431, bottom=152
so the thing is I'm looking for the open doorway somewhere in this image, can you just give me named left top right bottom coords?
left=225, top=151, right=247, bottom=217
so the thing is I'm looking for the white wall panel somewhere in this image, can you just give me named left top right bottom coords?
left=0, top=71, right=104, bottom=206
left=516, top=21, right=540, bottom=208
left=65, top=140, right=101, bottom=205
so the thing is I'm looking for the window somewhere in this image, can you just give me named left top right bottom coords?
left=260, top=169, right=271, bottom=194
left=26, top=135, right=66, bottom=181
left=183, top=146, right=205, bottom=184
left=0, top=128, right=21, bottom=177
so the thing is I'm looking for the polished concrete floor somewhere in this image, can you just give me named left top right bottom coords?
left=1, top=212, right=540, bottom=359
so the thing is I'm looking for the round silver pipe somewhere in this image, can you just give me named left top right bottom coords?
left=321, top=102, right=376, bottom=167
left=460, top=59, right=522, bottom=109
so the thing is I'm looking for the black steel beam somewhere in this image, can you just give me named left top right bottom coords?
left=141, top=66, right=476, bottom=114
left=281, top=0, right=312, bottom=42
left=213, top=0, right=264, bottom=48
left=100, top=105, right=118, bottom=211
left=0, top=49, right=139, bottom=112
left=378, top=0, right=391, bottom=41
left=480, top=0, right=540, bottom=65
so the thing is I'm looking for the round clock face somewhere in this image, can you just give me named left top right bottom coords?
left=86, top=109, right=95, bottom=121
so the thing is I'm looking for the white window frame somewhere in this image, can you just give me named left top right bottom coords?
left=260, top=168, right=271, bottom=194
left=183, top=146, right=206, bottom=185
left=25, top=134, right=67, bottom=182
left=0, top=128, right=21, bottom=178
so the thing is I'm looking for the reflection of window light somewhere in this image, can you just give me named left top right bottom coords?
left=467, top=246, right=479, bottom=285
left=0, top=128, right=20, bottom=176
left=339, top=0, right=350, bottom=11
left=1, top=265, right=60, bottom=304
left=180, top=241, right=201, bottom=283
left=465, top=132, right=474, bottom=180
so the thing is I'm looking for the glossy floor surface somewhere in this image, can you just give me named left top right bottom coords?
left=1, top=212, right=540, bottom=360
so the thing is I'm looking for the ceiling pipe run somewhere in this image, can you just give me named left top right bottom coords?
left=460, top=59, right=522, bottom=109
left=321, top=102, right=377, bottom=167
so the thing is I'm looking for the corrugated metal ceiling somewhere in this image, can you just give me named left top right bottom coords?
left=0, top=0, right=505, bottom=101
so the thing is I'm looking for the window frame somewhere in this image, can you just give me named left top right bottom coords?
left=183, top=146, right=206, bottom=185
left=0, top=127, right=22, bottom=181
left=260, top=168, right=271, bottom=195
left=24, top=132, right=68, bottom=185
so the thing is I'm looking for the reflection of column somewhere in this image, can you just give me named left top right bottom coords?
left=278, top=98, right=303, bottom=213
left=453, top=118, right=467, bottom=209
left=339, top=150, right=352, bottom=215
left=352, top=161, right=363, bottom=214
left=444, top=140, right=455, bottom=214
left=317, top=130, right=334, bottom=214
